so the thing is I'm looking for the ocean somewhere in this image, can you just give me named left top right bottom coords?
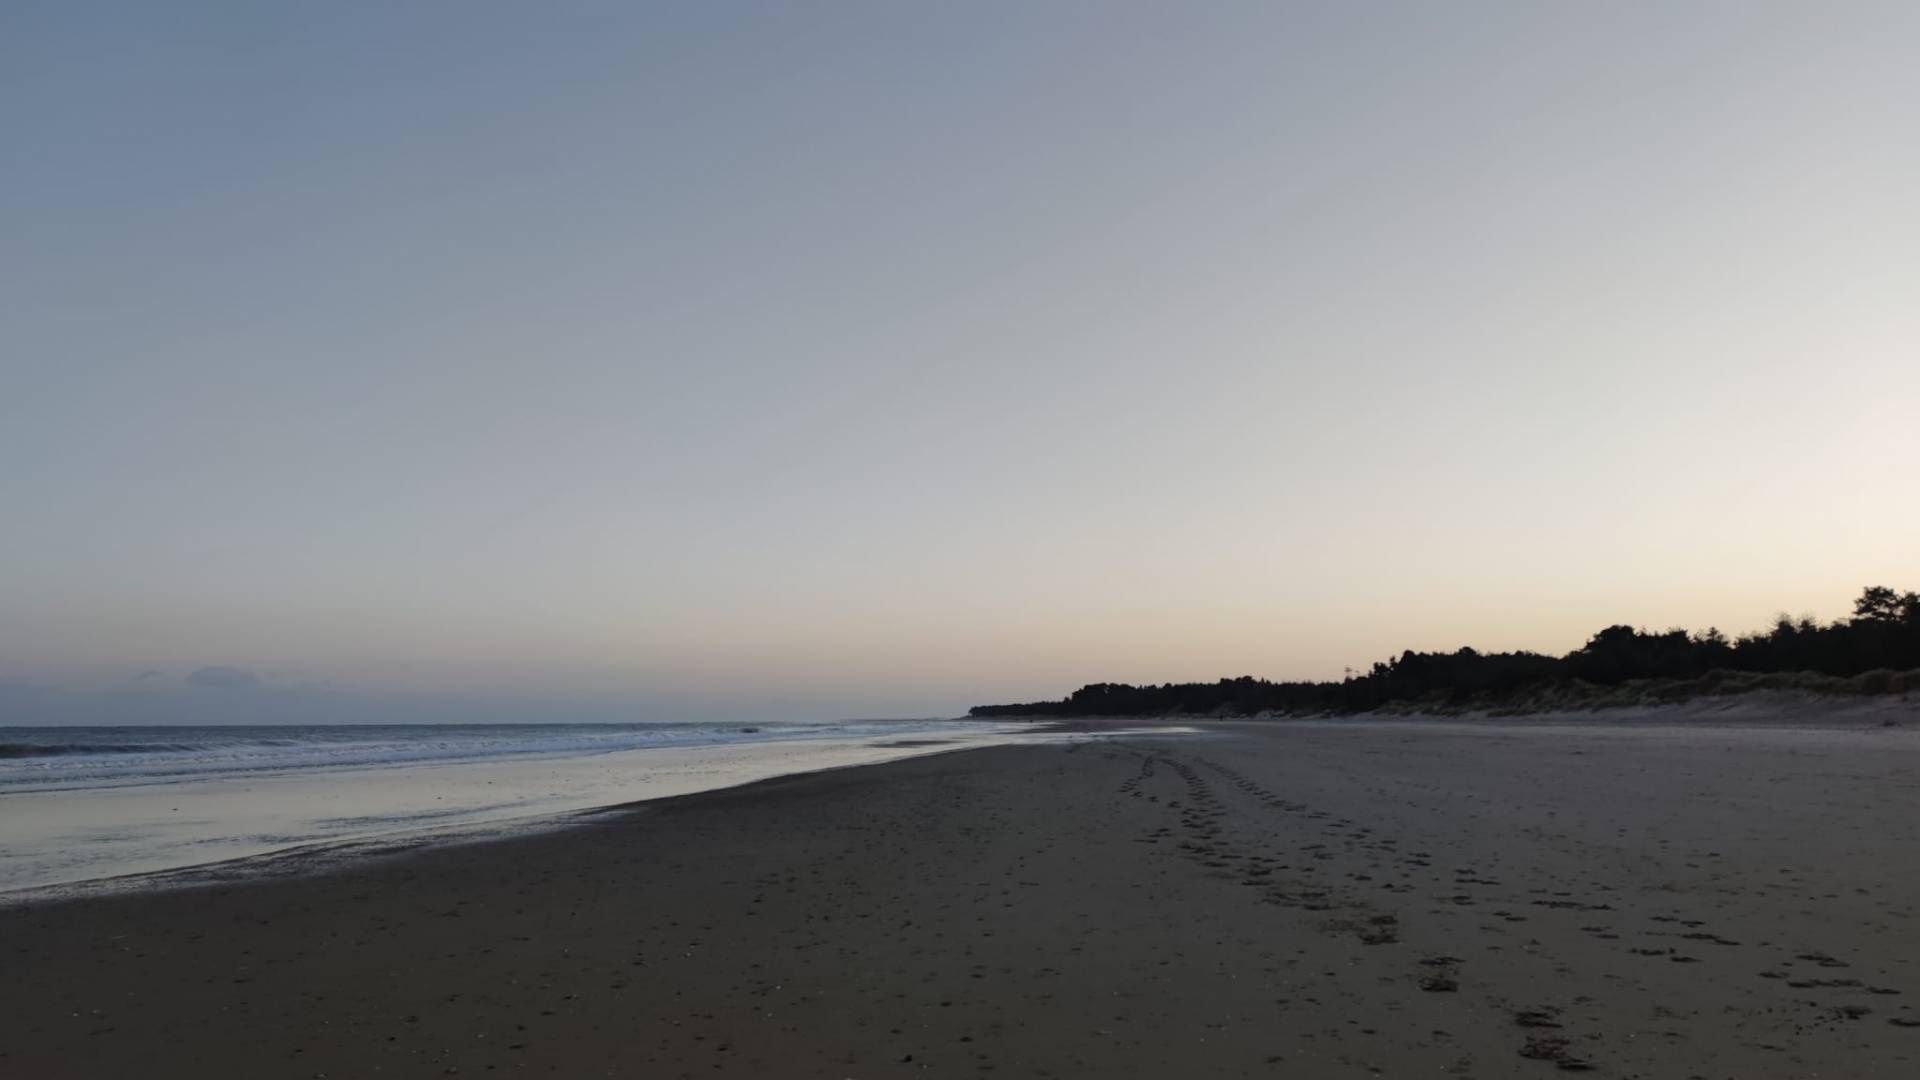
left=0, top=719, right=1038, bottom=897
left=0, top=720, right=975, bottom=791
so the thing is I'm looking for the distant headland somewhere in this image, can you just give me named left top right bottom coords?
left=971, top=586, right=1920, bottom=718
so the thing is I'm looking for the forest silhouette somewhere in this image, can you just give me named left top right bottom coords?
left=971, top=586, right=1920, bottom=718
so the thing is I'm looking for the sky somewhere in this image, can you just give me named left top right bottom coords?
left=4, top=2, right=1917, bottom=724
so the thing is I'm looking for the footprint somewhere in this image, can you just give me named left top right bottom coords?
left=1518, top=1033, right=1594, bottom=1071
left=1797, top=952, right=1850, bottom=968
left=1513, top=1007, right=1563, bottom=1029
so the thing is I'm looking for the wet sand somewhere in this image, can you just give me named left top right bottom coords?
left=6, top=717, right=1920, bottom=1077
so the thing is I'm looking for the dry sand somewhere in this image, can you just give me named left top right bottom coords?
left=6, top=714, right=1920, bottom=1077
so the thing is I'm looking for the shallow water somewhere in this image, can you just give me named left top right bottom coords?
left=0, top=720, right=973, bottom=791
left=0, top=720, right=1046, bottom=895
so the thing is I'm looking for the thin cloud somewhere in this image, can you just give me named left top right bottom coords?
left=187, top=666, right=261, bottom=689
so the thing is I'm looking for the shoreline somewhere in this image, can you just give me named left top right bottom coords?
left=0, top=721, right=1159, bottom=906
left=0, top=721, right=1065, bottom=900
left=6, top=698, right=1908, bottom=905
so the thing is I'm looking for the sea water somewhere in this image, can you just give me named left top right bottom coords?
left=0, top=720, right=1041, bottom=896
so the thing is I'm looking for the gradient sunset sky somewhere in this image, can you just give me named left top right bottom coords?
left=5, top=2, right=1916, bottom=724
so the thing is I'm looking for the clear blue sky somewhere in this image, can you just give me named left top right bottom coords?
left=5, top=2, right=1917, bottom=724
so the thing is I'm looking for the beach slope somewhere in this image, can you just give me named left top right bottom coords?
left=5, top=719, right=1920, bottom=1077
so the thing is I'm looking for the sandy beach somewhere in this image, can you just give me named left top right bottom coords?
left=6, top=715, right=1920, bottom=1078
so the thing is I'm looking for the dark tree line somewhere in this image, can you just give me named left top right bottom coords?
left=970, top=586, right=1920, bottom=718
